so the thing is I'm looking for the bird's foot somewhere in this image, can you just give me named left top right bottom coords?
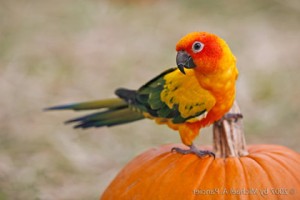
left=171, top=144, right=215, bottom=158
left=223, top=113, right=243, bottom=122
left=215, top=113, right=243, bottom=126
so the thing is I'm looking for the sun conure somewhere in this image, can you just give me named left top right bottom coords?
left=46, top=32, right=238, bottom=157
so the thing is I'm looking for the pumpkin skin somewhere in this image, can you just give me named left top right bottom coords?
left=101, top=144, right=300, bottom=200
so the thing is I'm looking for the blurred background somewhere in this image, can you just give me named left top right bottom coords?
left=1, top=0, right=300, bottom=199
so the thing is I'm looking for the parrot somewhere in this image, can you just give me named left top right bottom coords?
left=46, top=32, right=239, bottom=158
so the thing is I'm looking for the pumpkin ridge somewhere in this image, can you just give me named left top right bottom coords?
left=193, top=159, right=226, bottom=200
left=268, top=149, right=300, bottom=165
left=176, top=155, right=209, bottom=200
left=122, top=152, right=176, bottom=197
left=247, top=144, right=289, bottom=154
left=192, top=157, right=215, bottom=200
left=146, top=153, right=179, bottom=197
left=141, top=146, right=175, bottom=162
left=150, top=154, right=199, bottom=199
left=224, top=158, right=247, bottom=198
left=239, top=156, right=263, bottom=200
left=145, top=151, right=174, bottom=165
left=262, top=151, right=300, bottom=185
left=179, top=155, right=202, bottom=175
left=147, top=157, right=178, bottom=196
left=247, top=154, right=278, bottom=194
left=236, top=158, right=250, bottom=197
left=251, top=152, right=300, bottom=200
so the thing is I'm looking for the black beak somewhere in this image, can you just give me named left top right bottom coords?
left=176, top=51, right=196, bottom=75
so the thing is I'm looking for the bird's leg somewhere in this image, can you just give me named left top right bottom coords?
left=171, top=143, right=215, bottom=158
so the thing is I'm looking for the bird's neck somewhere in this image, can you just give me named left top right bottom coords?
left=195, top=60, right=238, bottom=96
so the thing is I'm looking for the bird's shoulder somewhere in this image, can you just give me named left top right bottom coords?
left=138, top=68, right=177, bottom=91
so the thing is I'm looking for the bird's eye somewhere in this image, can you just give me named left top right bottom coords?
left=192, top=41, right=204, bottom=53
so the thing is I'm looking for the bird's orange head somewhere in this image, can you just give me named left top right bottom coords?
left=175, top=32, right=236, bottom=75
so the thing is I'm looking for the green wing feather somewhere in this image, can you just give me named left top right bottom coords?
left=122, top=68, right=208, bottom=124
left=136, top=68, right=211, bottom=123
left=47, top=67, right=210, bottom=128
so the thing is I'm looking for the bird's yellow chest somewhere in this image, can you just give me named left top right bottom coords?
left=193, top=62, right=238, bottom=125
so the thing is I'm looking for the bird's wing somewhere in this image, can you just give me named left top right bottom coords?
left=117, top=68, right=216, bottom=124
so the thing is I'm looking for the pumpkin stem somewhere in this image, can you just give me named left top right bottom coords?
left=213, top=101, right=249, bottom=158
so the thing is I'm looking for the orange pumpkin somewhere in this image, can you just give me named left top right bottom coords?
left=101, top=104, right=300, bottom=200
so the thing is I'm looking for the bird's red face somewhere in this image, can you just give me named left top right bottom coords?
left=175, top=32, right=224, bottom=75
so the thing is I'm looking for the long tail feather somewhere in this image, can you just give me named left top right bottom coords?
left=46, top=96, right=144, bottom=128
left=68, top=108, right=144, bottom=129
left=45, top=98, right=127, bottom=111
left=65, top=108, right=135, bottom=124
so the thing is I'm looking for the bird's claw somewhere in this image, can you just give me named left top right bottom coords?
left=215, top=113, right=243, bottom=126
left=171, top=144, right=215, bottom=159
left=223, top=113, right=243, bottom=122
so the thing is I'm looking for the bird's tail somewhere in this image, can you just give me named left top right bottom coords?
left=45, top=98, right=144, bottom=129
